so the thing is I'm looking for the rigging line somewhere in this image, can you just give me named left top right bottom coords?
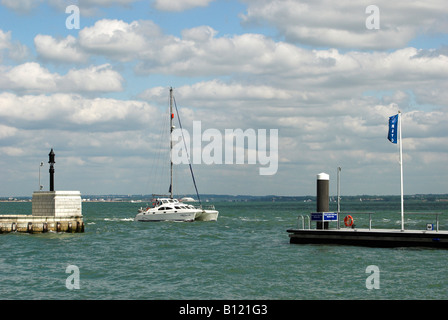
left=173, top=95, right=202, bottom=206
left=148, top=106, right=170, bottom=195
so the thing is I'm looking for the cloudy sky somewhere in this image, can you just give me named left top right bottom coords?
left=0, top=0, right=447, bottom=197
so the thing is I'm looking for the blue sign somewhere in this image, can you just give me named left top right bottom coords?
left=311, top=212, right=338, bottom=221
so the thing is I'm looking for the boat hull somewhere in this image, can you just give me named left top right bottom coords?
left=195, top=210, right=219, bottom=221
left=135, top=211, right=198, bottom=222
left=135, top=197, right=218, bottom=222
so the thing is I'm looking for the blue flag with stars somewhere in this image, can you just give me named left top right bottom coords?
left=388, top=114, right=398, bottom=144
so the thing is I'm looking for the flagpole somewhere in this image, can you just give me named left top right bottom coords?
left=398, top=111, right=404, bottom=231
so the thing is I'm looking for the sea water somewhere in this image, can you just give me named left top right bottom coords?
left=0, top=200, right=447, bottom=300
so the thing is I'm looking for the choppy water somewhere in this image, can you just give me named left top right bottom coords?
left=0, top=200, right=447, bottom=300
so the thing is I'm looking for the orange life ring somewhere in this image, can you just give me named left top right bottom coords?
left=344, top=215, right=354, bottom=227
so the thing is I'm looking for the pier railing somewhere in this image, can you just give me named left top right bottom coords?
left=297, top=211, right=444, bottom=232
left=405, top=212, right=443, bottom=231
left=338, top=212, right=375, bottom=230
left=297, top=212, right=375, bottom=230
left=297, top=215, right=311, bottom=230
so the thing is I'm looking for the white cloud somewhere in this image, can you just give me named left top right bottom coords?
left=79, top=19, right=160, bottom=60
left=68, top=96, right=155, bottom=125
left=240, top=0, right=448, bottom=50
left=0, top=92, right=70, bottom=122
left=140, top=80, right=293, bottom=102
left=152, top=0, right=215, bottom=11
left=0, top=90, right=165, bottom=194
left=0, top=146, right=25, bottom=156
left=34, top=35, right=88, bottom=63
left=0, top=30, right=11, bottom=51
left=0, top=124, right=17, bottom=139
left=2, top=0, right=139, bottom=15
left=1, top=0, right=213, bottom=15
left=0, top=62, right=57, bottom=92
left=1, top=3, right=447, bottom=196
left=62, top=64, right=124, bottom=92
left=0, top=0, right=42, bottom=13
left=0, top=92, right=157, bottom=129
left=0, top=29, right=29, bottom=62
left=46, top=18, right=446, bottom=85
left=137, top=45, right=448, bottom=113
left=0, top=62, right=123, bottom=93
left=181, top=25, right=217, bottom=42
left=79, top=0, right=137, bottom=6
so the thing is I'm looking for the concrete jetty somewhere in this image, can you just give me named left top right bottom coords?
left=287, top=172, right=448, bottom=248
left=287, top=227, right=448, bottom=248
left=0, top=191, right=84, bottom=234
left=0, top=149, right=84, bottom=234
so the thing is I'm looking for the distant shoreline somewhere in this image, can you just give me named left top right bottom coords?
left=1, top=194, right=447, bottom=203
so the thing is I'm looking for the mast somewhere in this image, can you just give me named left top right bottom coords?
left=169, top=87, right=174, bottom=199
left=337, top=166, right=341, bottom=229
left=398, top=111, right=404, bottom=231
left=388, top=110, right=404, bottom=230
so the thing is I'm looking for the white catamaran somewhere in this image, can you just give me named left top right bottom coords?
left=135, top=88, right=219, bottom=222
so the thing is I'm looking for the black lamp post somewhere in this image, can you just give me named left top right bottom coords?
left=49, top=148, right=55, bottom=191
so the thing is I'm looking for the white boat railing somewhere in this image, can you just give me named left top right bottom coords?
left=199, top=205, right=216, bottom=210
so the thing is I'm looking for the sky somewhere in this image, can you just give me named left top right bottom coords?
left=0, top=0, right=447, bottom=197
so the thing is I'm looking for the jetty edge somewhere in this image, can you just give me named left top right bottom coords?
left=287, top=172, right=448, bottom=248
left=0, top=149, right=84, bottom=234
left=287, top=226, right=448, bottom=248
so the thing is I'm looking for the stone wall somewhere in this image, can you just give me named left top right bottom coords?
left=32, top=191, right=82, bottom=217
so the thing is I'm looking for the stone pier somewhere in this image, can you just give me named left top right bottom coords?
left=0, top=191, right=84, bottom=234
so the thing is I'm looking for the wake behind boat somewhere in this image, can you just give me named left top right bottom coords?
left=134, top=87, right=218, bottom=222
